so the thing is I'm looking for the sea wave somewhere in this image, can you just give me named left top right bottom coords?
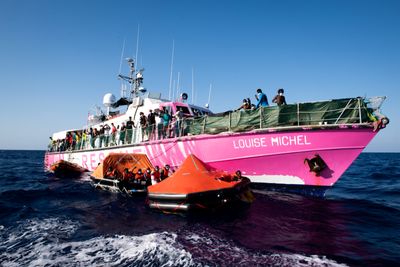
left=0, top=218, right=348, bottom=267
left=0, top=218, right=195, bottom=267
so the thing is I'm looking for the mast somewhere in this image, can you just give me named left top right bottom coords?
left=118, top=58, right=145, bottom=99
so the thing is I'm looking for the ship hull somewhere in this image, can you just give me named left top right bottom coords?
left=45, top=127, right=377, bottom=188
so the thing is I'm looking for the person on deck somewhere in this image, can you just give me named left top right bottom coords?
left=237, top=99, right=251, bottom=111
left=126, top=117, right=135, bottom=144
left=174, top=108, right=183, bottom=137
left=147, top=109, right=156, bottom=140
left=103, top=124, right=111, bottom=147
left=119, top=122, right=126, bottom=145
left=272, top=88, right=287, bottom=106
left=162, top=111, right=171, bottom=138
left=255, top=88, right=269, bottom=108
left=110, top=123, right=117, bottom=146
left=139, top=112, right=147, bottom=141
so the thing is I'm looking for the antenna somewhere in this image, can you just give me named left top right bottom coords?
left=120, top=83, right=127, bottom=98
left=118, top=38, right=126, bottom=98
left=172, top=79, right=176, bottom=101
left=135, top=24, right=140, bottom=70
left=176, top=72, right=181, bottom=101
left=206, top=83, right=212, bottom=108
left=168, top=40, right=175, bottom=100
left=191, top=67, right=194, bottom=104
left=118, top=38, right=126, bottom=74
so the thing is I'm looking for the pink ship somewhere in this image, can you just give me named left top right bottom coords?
left=44, top=58, right=389, bottom=195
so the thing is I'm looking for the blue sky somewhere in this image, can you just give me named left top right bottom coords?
left=0, top=0, right=399, bottom=151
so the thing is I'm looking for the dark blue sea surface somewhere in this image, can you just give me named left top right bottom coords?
left=0, top=150, right=399, bottom=267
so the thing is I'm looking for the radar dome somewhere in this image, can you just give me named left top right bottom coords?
left=103, top=93, right=116, bottom=107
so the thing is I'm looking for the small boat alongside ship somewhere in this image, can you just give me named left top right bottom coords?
left=90, top=153, right=153, bottom=194
left=50, top=160, right=88, bottom=178
left=44, top=57, right=390, bottom=195
left=147, top=154, right=252, bottom=212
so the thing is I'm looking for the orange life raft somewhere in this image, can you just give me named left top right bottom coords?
left=147, top=154, right=252, bottom=212
left=91, top=153, right=154, bottom=194
left=50, top=160, right=88, bottom=178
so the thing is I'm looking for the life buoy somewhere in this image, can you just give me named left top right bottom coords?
left=373, top=117, right=390, bottom=132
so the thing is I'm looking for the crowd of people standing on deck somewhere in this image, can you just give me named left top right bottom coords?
left=48, top=107, right=188, bottom=152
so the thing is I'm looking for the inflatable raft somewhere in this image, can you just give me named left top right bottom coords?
left=50, top=160, right=88, bottom=178
left=147, top=155, right=253, bottom=212
left=90, top=153, right=153, bottom=195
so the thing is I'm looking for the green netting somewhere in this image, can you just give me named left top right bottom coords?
left=230, top=109, right=263, bottom=132
left=184, top=97, right=375, bottom=136
left=184, top=117, right=205, bottom=136
left=203, top=114, right=230, bottom=134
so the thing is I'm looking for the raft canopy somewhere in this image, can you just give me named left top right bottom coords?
left=92, top=153, right=153, bottom=179
left=148, top=154, right=239, bottom=195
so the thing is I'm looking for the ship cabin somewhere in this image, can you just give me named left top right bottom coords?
left=158, top=102, right=193, bottom=118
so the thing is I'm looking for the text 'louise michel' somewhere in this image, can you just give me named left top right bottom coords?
left=233, top=135, right=311, bottom=149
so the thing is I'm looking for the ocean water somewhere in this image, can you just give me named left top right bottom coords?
left=0, top=151, right=399, bottom=267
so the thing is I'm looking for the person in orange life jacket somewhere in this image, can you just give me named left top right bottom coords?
left=160, top=164, right=171, bottom=180
left=135, top=169, right=144, bottom=180
left=255, top=88, right=269, bottom=108
left=272, top=88, right=287, bottom=106
left=151, top=166, right=161, bottom=184
left=122, top=168, right=134, bottom=181
left=232, top=170, right=243, bottom=181
left=105, top=167, right=122, bottom=180
left=144, top=168, right=152, bottom=186
left=105, top=167, right=114, bottom=178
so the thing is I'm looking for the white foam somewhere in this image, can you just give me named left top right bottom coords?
left=0, top=218, right=195, bottom=267
left=0, top=218, right=348, bottom=267
left=181, top=229, right=348, bottom=267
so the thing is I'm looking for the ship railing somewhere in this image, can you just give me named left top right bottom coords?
left=182, top=97, right=378, bottom=135
left=48, top=97, right=383, bottom=152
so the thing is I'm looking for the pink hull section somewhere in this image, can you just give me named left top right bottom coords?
left=45, top=128, right=377, bottom=187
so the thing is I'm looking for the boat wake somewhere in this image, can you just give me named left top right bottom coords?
left=0, top=217, right=347, bottom=267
